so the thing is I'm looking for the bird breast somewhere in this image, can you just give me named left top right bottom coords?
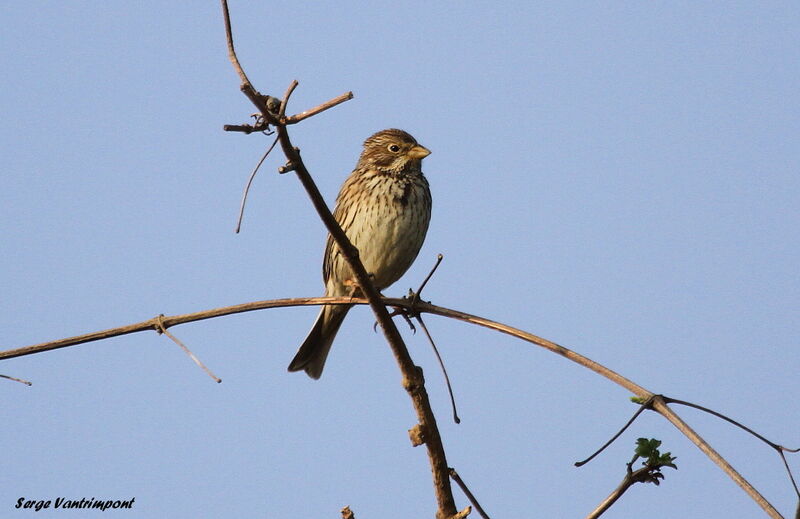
left=329, top=171, right=432, bottom=292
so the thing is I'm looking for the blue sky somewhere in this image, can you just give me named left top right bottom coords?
left=2, top=2, right=799, bottom=518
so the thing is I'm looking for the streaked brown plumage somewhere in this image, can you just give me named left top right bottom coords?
left=288, top=129, right=432, bottom=379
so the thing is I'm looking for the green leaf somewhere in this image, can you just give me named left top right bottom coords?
left=634, top=438, right=678, bottom=470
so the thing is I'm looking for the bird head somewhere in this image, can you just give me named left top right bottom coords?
left=361, top=129, right=430, bottom=172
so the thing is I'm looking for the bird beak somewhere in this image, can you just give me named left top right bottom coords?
left=407, top=145, right=431, bottom=159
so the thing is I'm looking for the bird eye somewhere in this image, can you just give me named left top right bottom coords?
left=388, top=144, right=401, bottom=153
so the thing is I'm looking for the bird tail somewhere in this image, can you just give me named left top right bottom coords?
left=288, top=304, right=352, bottom=379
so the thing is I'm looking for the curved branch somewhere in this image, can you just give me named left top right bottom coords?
left=0, top=295, right=787, bottom=517
left=220, top=0, right=250, bottom=87
left=412, top=302, right=784, bottom=519
left=0, top=297, right=352, bottom=361
left=413, top=302, right=649, bottom=397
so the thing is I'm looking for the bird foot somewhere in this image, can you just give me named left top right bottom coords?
left=404, top=288, right=431, bottom=316
left=373, top=304, right=418, bottom=334
left=376, top=289, right=429, bottom=335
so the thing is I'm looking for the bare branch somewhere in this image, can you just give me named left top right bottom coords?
left=220, top=0, right=273, bottom=123
left=664, top=396, right=800, bottom=501
left=0, top=296, right=790, bottom=517
left=220, top=0, right=250, bottom=88
left=221, top=1, right=351, bottom=130
left=415, top=302, right=651, bottom=396
left=414, top=304, right=786, bottom=519
left=650, top=396, right=784, bottom=518
left=284, top=91, right=354, bottom=124
left=0, top=297, right=354, bottom=361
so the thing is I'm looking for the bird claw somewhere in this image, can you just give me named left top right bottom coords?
left=375, top=306, right=417, bottom=334
left=400, top=311, right=417, bottom=334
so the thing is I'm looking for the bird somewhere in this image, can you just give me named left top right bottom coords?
left=288, top=129, right=432, bottom=379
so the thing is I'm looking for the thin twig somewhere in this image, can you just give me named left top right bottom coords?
left=284, top=91, right=354, bottom=124
left=226, top=92, right=354, bottom=132
left=416, top=254, right=443, bottom=299
left=154, top=315, right=222, bottom=383
left=575, top=396, right=654, bottom=467
left=235, top=134, right=280, bottom=233
left=417, top=315, right=460, bottom=424
left=223, top=124, right=260, bottom=134
left=449, top=468, right=489, bottom=519
left=0, top=373, right=33, bottom=386
left=278, top=80, right=298, bottom=119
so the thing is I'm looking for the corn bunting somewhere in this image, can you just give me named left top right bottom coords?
left=288, top=129, right=432, bottom=378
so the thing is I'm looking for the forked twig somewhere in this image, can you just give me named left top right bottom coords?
left=585, top=438, right=677, bottom=519
left=585, top=464, right=670, bottom=519
left=665, top=396, right=800, bottom=454
left=664, top=396, right=800, bottom=500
